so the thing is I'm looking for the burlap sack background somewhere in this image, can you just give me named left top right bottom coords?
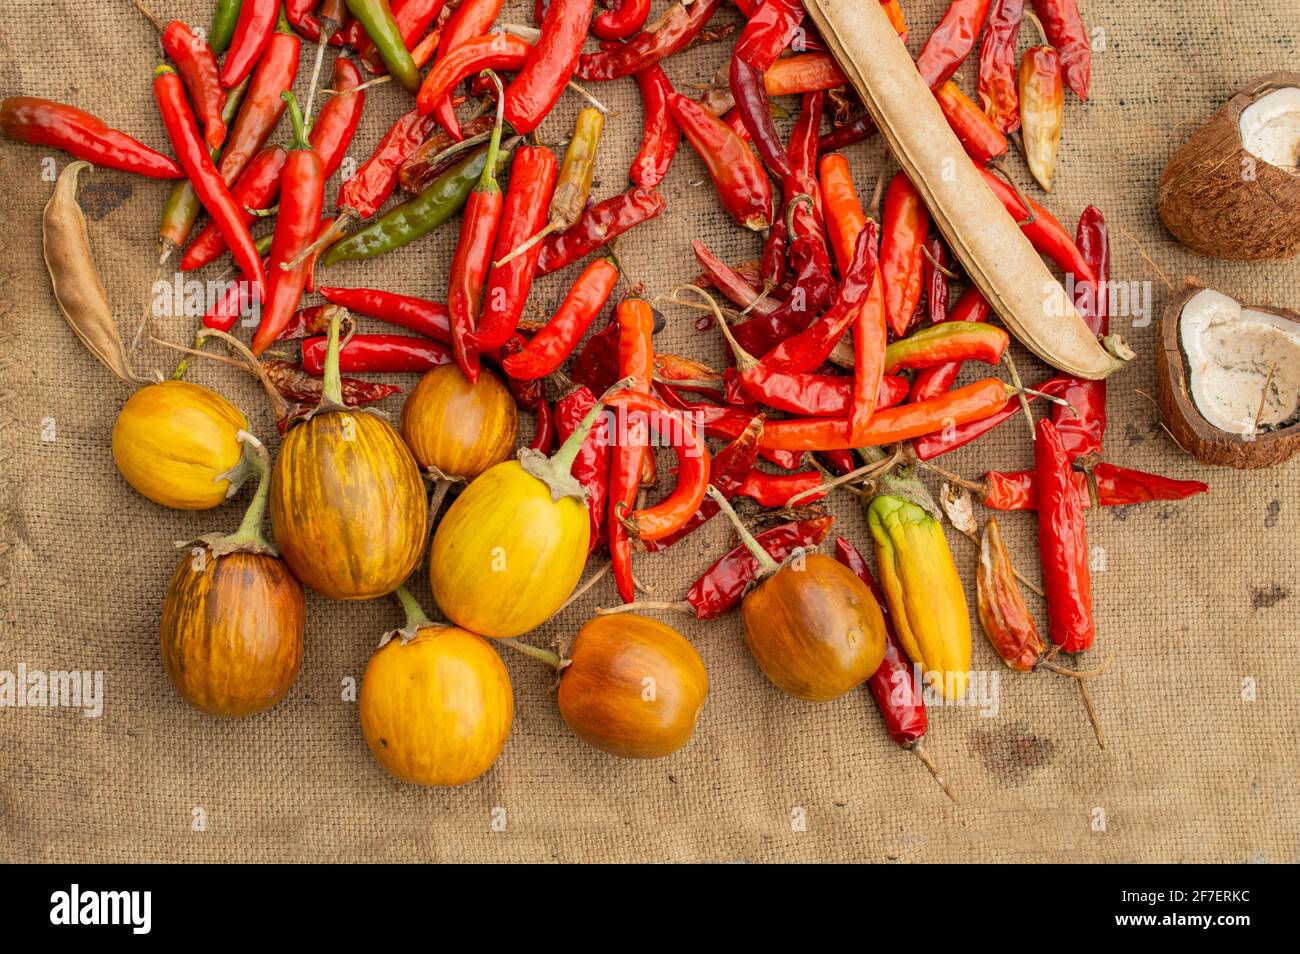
left=1, top=0, right=1296, bottom=863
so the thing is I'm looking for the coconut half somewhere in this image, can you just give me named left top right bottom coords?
left=1158, top=284, right=1300, bottom=469
left=1158, top=72, right=1300, bottom=261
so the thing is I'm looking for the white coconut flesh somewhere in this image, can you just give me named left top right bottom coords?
left=1238, top=87, right=1300, bottom=168
left=1179, top=288, right=1300, bottom=435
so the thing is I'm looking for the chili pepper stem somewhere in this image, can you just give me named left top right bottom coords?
left=908, top=740, right=957, bottom=802
left=556, top=561, right=612, bottom=615
left=284, top=208, right=358, bottom=271
left=493, top=220, right=560, bottom=268
left=196, top=328, right=295, bottom=420
left=1002, top=353, right=1035, bottom=438
left=499, top=638, right=567, bottom=670
left=672, top=284, right=757, bottom=369
left=130, top=256, right=166, bottom=358
left=596, top=599, right=694, bottom=616
left=705, top=484, right=780, bottom=577
left=566, top=80, right=610, bottom=114
left=1039, top=650, right=1114, bottom=680
left=427, top=479, right=454, bottom=523
left=784, top=446, right=904, bottom=508
left=128, top=0, right=165, bottom=33
left=302, top=21, right=344, bottom=129
left=1073, top=652, right=1107, bottom=748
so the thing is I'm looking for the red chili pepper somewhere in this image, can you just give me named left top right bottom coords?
left=983, top=463, right=1210, bottom=511
left=577, top=0, right=721, bottom=81
left=1050, top=205, right=1110, bottom=460
left=724, top=365, right=907, bottom=419
left=446, top=75, right=509, bottom=381
left=915, top=0, right=992, bottom=91
left=501, top=258, right=619, bottom=380
left=302, top=333, right=452, bottom=374
left=221, top=0, right=279, bottom=89
left=251, top=93, right=325, bottom=355
left=738, top=468, right=824, bottom=507
left=556, top=383, right=613, bottom=553
left=729, top=0, right=804, bottom=178
left=765, top=52, right=849, bottom=98
left=504, top=0, right=594, bottom=134
left=463, top=145, right=558, bottom=354
left=1030, top=0, right=1090, bottom=99
left=309, top=57, right=365, bottom=179
left=423, top=0, right=504, bottom=137
left=343, top=109, right=441, bottom=220
left=644, top=414, right=763, bottom=552
left=979, top=169, right=1097, bottom=285
left=288, top=0, right=349, bottom=45
left=978, top=0, right=1025, bottom=133
left=593, top=0, right=650, bottom=40
left=609, top=298, right=657, bottom=602
left=606, top=391, right=710, bottom=542
left=181, top=145, right=287, bottom=271
left=631, top=66, right=680, bottom=189
left=924, top=236, right=951, bottom=325
left=153, top=65, right=264, bottom=296
left=685, top=516, right=834, bottom=619
left=528, top=399, right=557, bottom=453
left=761, top=377, right=1011, bottom=451
left=536, top=187, right=667, bottom=275
left=130, top=4, right=229, bottom=150
left=219, top=13, right=301, bottom=187
left=657, top=385, right=802, bottom=471
left=691, top=242, right=783, bottom=318
left=759, top=222, right=881, bottom=375
left=761, top=193, right=788, bottom=289
left=934, top=80, right=1009, bottom=166
left=0, top=97, right=183, bottom=179
left=203, top=269, right=264, bottom=332
left=818, top=152, right=868, bottom=276
left=417, top=32, right=530, bottom=117
left=783, top=91, right=826, bottom=239
left=668, top=93, right=771, bottom=231
left=317, top=286, right=450, bottom=340
left=357, top=0, right=445, bottom=74
left=908, top=285, right=991, bottom=402
left=880, top=173, right=930, bottom=338
left=1035, top=419, right=1094, bottom=653
left=275, top=302, right=344, bottom=341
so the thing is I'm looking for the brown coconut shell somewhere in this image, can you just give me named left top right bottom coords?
left=1158, top=282, right=1300, bottom=469
left=1158, top=72, right=1300, bottom=260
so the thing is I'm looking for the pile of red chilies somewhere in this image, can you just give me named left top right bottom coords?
left=3, top=0, right=1210, bottom=779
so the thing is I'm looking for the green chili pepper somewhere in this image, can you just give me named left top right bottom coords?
left=343, top=0, right=421, bottom=94
left=209, top=0, right=243, bottom=55
left=322, top=142, right=513, bottom=266
left=158, top=77, right=249, bottom=257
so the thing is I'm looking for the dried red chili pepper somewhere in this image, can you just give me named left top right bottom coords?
left=684, top=516, right=834, bottom=619
left=221, top=0, right=279, bottom=88
left=934, top=80, right=1009, bottom=166
left=417, top=32, right=530, bottom=118
left=446, top=73, right=508, bottom=381
left=880, top=172, right=930, bottom=338
left=153, top=65, right=265, bottom=296
left=1036, top=419, right=1094, bottom=653
left=317, top=286, right=450, bottom=339
left=834, top=536, right=954, bottom=800
left=851, top=262, right=888, bottom=441
left=181, top=145, right=287, bottom=271
left=761, top=193, right=788, bottom=290
left=219, top=12, right=301, bottom=187
left=462, top=145, right=558, bottom=354
left=915, top=0, right=992, bottom=90
left=0, top=97, right=183, bottom=179
left=730, top=0, right=804, bottom=177
left=976, top=515, right=1045, bottom=672
left=980, top=169, right=1096, bottom=285
left=819, top=153, right=868, bottom=276
left=691, top=241, right=783, bottom=318
left=609, top=298, right=657, bottom=601
left=505, top=0, right=594, bottom=134
left=644, top=414, right=763, bottom=552
left=606, top=391, right=710, bottom=542
left=501, top=258, right=619, bottom=380
left=302, top=333, right=452, bottom=374
left=978, top=0, right=1025, bottom=133
left=765, top=52, right=848, bottom=98
left=924, top=236, right=951, bottom=325
left=783, top=91, right=826, bottom=239
left=669, top=92, right=771, bottom=231
left=263, top=357, right=401, bottom=407
left=760, top=377, right=1012, bottom=451
left=912, top=374, right=1067, bottom=460
left=251, top=93, right=325, bottom=355
left=399, top=115, right=497, bottom=195
left=1019, top=32, right=1064, bottom=192
left=536, top=187, right=667, bottom=275
left=593, top=0, right=650, bottom=40
left=554, top=383, right=613, bottom=553
left=982, top=464, right=1210, bottom=511
left=739, top=469, right=824, bottom=507
left=528, top=399, right=557, bottom=454
left=908, top=285, right=991, bottom=402
left=1050, top=204, right=1109, bottom=463
left=1030, top=0, right=1090, bottom=99
left=577, top=0, right=721, bottom=81
left=631, top=66, right=680, bottom=189
left=131, top=2, right=228, bottom=149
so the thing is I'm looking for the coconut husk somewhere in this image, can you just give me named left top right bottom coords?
left=1157, top=71, right=1300, bottom=260
left=1157, top=281, right=1300, bottom=468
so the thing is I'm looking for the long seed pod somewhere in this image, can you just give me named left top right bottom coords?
left=42, top=161, right=145, bottom=385
left=801, top=0, right=1130, bottom=380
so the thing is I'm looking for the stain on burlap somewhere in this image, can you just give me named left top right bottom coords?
left=1, top=1, right=1296, bottom=862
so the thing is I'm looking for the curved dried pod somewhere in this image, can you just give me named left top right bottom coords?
left=801, top=0, right=1130, bottom=381
left=1158, top=282, right=1300, bottom=468
left=1158, top=72, right=1300, bottom=261
left=42, top=161, right=148, bottom=384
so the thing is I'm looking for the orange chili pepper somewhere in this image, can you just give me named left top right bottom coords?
left=934, top=80, right=1009, bottom=166
left=818, top=152, right=868, bottom=276
left=1018, top=25, right=1064, bottom=191
left=499, top=258, right=618, bottom=380
left=977, top=515, right=1045, bottom=671
left=610, top=297, right=657, bottom=602
left=851, top=268, right=887, bottom=442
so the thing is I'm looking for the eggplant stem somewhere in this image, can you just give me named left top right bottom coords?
left=556, top=561, right=612, bottom=615
left=706, top=485, right=780, bottom=577
left=500, top=638, right=565, bottom=670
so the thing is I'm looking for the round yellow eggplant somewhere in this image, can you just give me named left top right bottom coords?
left=112, top=380, right=248, bottom=509
left=400, top=364, right=518, bottom=479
